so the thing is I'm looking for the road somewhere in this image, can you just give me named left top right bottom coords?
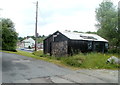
left=1, top=52, right=118, bottom=83
left=17, top=48, right=34, bottom=53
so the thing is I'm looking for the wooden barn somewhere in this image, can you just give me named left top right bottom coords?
left=43, top=31, right=108, bottom=57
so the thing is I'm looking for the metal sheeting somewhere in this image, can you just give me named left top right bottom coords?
left=61, top=31, right=108, bottom=42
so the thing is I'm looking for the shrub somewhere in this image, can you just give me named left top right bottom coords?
left=62, top=54, right=85, bottom=67
left=108, top=48, right=120, bottom=54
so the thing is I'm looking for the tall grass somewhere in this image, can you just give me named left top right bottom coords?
left=33, top=51, right=119, bottom=69
left=78, top=53, right=119, bottom=69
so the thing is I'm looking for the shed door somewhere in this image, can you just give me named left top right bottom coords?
left=93, top=42, right=104, bottom=52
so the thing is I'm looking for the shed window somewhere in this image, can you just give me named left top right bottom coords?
left=53, top=35, right=57, bottom=42
left=105, top=43, right=108, bottom=49
left=88, top=42, right=92, bottom=49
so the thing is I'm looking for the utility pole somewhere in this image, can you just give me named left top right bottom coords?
left=35, top=1, right=38, bottom=51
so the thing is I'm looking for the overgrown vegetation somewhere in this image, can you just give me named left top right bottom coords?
left=33, top=51, right=119, bottom=69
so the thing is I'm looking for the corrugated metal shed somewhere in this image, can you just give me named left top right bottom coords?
left=44, top=31, right=109, bottom=56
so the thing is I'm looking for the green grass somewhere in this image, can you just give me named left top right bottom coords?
left=53, top=53, right=119, bottom=69
left=2, top=50, right=54, bottom=61
left=33, top=51, right=119, bottom=69
left=2, top=50, right=39, bottom=58
left=2, top=50, right=119, bottom=70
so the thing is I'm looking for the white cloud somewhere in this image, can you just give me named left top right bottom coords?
left=0, top=0, right=119, bottom=37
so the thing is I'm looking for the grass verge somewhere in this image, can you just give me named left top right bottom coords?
left=32, top=51, right=119, bottom=70
left=1, top=50, right=78, bottom=70
left=1, top=50, right=119, bottom=70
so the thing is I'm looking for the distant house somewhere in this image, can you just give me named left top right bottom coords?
left=22, top=38, right=35, bottom=48
left=37, top=43, right=43, bottom=49
left=43, top=31, right=108, bottom=57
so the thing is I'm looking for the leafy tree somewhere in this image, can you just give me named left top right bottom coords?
left=31, top=36, right=35, bottom=40
left=73, top=30, right=79, bottom=33
left=86, top=31, right=97, bottom=34
left=73, top=31, right=83, bottom=33
left=37, top=37, right=46, bottom=43
left=95, top=1, right=119, bottom=52
left=38, top=35, right=41, bottom=38
left=41, top=35, right=45, bottom=38
left=18, top=37, right=24, bottom=41
left=0, top=18, right=2, bottom=50
left=1, top=18, right=18, bottom=51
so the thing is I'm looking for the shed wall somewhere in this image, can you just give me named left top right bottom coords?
left=43, top=31, right=69, bottom=55
left=68, top=40, right=88, bottom=55
left=43, top=36, right=53, bottom=54
left=52, top=41, right=68, bottom=57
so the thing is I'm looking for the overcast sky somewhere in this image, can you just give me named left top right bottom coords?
left=0, top=0, right=118, bottom=37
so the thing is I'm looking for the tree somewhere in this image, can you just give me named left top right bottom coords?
left=1, top=18, right=18, bottom=51
left=0, top=18, right=2, bottom=50
left=41, top=35, right=45, bottom=38
left=18, top=37, right=24, bottom=42
left=95, top=1, right=119, bottom=51
left=31, top=36, right=35, bottom=40
left=73, top=30, right=83, bottom=33
left=86, top=31, right=97, bottom=34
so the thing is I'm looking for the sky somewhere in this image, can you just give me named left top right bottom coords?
left=0, top=0, right=119, bottom=37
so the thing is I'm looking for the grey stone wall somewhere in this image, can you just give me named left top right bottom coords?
left=51, top=41, right=68, bottom=57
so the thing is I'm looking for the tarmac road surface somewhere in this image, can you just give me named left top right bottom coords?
left=1, top=52, right=118, bottom=83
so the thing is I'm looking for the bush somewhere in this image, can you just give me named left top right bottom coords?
left=108, top=48, right=120, bottom=54
left=62, top=54, right=85, bottom=67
